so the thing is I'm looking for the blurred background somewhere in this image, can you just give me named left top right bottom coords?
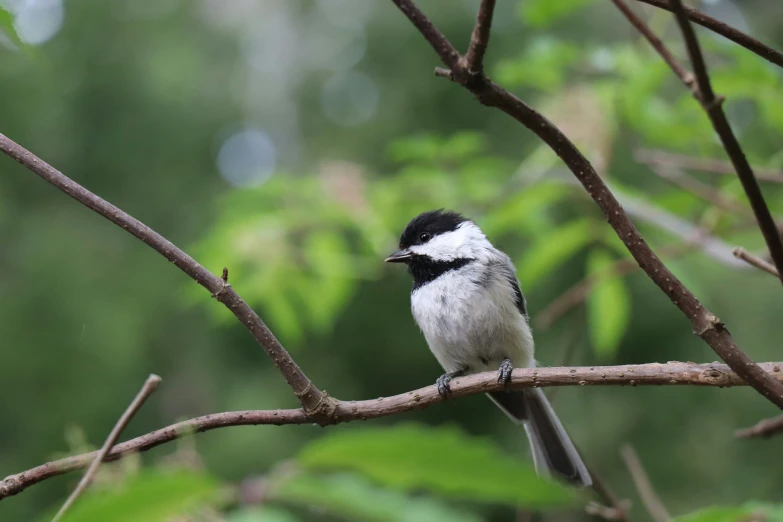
left=1, top=0, right=783, bottom=520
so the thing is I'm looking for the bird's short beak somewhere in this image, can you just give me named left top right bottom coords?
left=385, top=249, right=413, bottom=263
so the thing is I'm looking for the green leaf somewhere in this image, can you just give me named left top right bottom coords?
left=480, top=181, right=574, bottom=238
left=295, top=424, right=575, bottom=508
left=673, top=503, right=783, bottom=522
left=0, top=6, right=23, bottom=48
left=386, top=134, right=443, bottom=164
left=519, top=0, right=595, bottom=28
left=585, top=248, right=630, bottom=358
left=52, top=470, right=218, bottom=522
left=742, top=502, right=783, bottom=521
left=440, top=132, right=486, bottom=162
left=673, top=506, right=752, bottom=522
left=494, top=39, right=580, bottom=91
left=229, top=506, right=302, bottom=522
left=518, top=219, right=593, bottom=289
left=272, top=472, right=482, bottom=522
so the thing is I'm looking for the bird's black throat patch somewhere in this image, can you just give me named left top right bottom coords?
left=409, top=257, right=474, bottom=290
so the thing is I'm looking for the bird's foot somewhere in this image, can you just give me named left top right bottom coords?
left=497, top=358, right=514, bottom=385
left=436, top=370, right=464, bottom=399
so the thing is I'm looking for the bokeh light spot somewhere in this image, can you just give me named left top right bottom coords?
left=217, top=129, right=276, bottom=188
left=13, top=0, right=64, bottom=45
left=320, top=71, right=379, bottom=127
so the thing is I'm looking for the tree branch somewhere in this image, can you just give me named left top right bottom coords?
left=0, top=133, right=334, bottom=419
left=732, top=247, right=779, bottom=277
left=620, top=444, right=671, bottom=522
left=636, top=0, right=783, bottom=69
left=585, top=471, right=631, bottom=521
left=612, top=0, right=695, bottom=93
left=649, top=165, right=752, bottom=217
left=2, top=361, right=782, bottom=502
left=664, top=0, right=783, bottom=287
left=388, top=0, right=783, bottom=409
left=389, top=0, right=459, bottom=70
left=635, top=149, right=783, bottom=184
left=464, top=0, right=496, bottom=73
left=623, top=4, right=783, bottom=437
left=51, top=374, right=162, bottom=522
left=735, top=413, right=783, bottom=439
left=535, top=243, right=692, bottom=331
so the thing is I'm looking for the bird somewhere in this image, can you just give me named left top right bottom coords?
left=385, top=209, right=591, bottom=487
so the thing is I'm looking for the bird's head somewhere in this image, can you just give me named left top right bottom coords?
left=385, top=209, right=491, bottom=266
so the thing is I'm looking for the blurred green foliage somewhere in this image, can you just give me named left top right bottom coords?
left=295, top=424, right=574, bottom=507
left=51, top=470, right=219, bottom=522
left=585, top=248, right=631, bottom=358
left=2, top=0, right=783, bottom=521
left=672, top=503, right=783, bottom=522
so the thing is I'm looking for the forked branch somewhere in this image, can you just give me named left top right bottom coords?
left=51, top=375, right=162, bottom=522
left=636, top=0, right=783, bottom=69
left=0, top=134, right=333, bottom=419
left=2, top=361, right=782, bottom=502
left=389, top=0, right=783, bottom=409
left=665, top=0, right=783, bottom=286
left=464, top=0, right=497, bottom=73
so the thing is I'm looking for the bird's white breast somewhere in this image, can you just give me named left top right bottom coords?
left=411, top=262, right=535, bottom=375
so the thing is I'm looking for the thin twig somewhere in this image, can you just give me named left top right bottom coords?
left=650, top=165, right=752, bottom=217
left=389, top=0, right=459, bottom=70
left=615, top=0, right=783, bottom=284
left=735, top=411, right=783, bottom=439
left=586, top=469, right=631, bottom=521
left=0, top=133, right=333, bottom=420
left=586, top=502, right=631, bottom=521
left=464, top=0, right=496, bottom=73
left=635, top=149, right=783, bottom=184
left=612, top=0, right=695, bottom=93
left=732, top=247, right=779, bottom=277
left=668, top=1, right=714, bottom=101
left=636, top=0, right=783, bottom=69
left=51, top=374, right=162, bottom=522
left=388, top=0, right=783, bottom=409
left=536, top=243, right=693, bottom=331
left=3, top=361, right=783, bottom=502
left=620, top=444, right=671, bottom=522
left=666, top=0, right=783, bottom=287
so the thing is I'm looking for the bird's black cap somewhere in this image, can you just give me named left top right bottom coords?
left=398, top=209, right=468, bottom=248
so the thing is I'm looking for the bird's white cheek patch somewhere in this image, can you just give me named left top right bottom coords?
left=410, top=225, right=489, bottom=262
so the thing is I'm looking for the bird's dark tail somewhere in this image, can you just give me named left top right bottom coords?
left=488, top=388, right=591, bottom=487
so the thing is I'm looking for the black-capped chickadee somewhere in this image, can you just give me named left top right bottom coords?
left=386, top=209, right=591, bottom=487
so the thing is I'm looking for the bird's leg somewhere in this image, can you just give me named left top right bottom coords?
left=436, top=368, right=466, bottom=399
left=497, top=358, right=514, bottom=386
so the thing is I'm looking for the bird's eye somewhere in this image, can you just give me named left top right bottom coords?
left=419, top=232, right=431, bottom=243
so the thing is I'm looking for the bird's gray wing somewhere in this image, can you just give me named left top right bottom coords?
left=496, top=260, right=527, bottom=317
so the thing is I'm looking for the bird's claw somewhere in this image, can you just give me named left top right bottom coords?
left=497, top=358, right=514, bottom=385
left=436, top=373, right=453, bottom=399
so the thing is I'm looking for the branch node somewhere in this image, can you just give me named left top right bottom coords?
left=434, top=66, right=454, bottom=80
left=700, top=367, right=731, bottom=386
left=211, top=281, right=232, bottom=300
left=0, top=477, right=21, bottom=499
left=296, top=382, right=340, bottom=425
left=221, top=267, right=229, bottom=283
left=693, top=313, right=724, bottom=336
left=309, top=393, right=341, bottom=426
left=703, top=94, right=726, bottom=112
left=585, top=500, right=632, bottom=521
